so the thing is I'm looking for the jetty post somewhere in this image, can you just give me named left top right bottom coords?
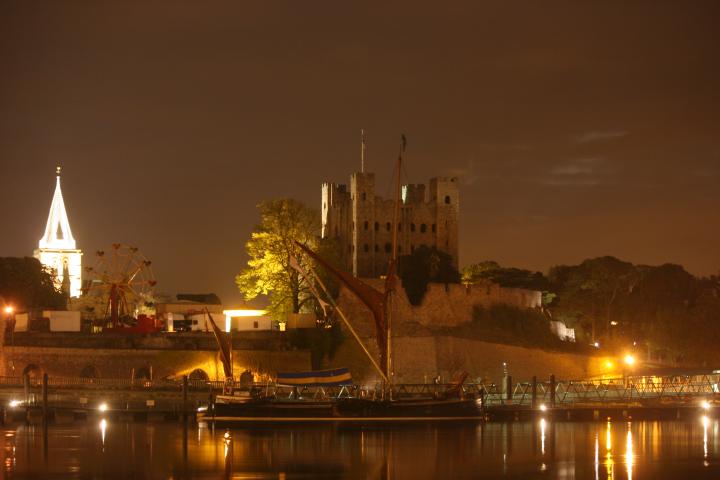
left=41, top=373, right=48, bottom=422
left=23, top=373, right=29, bottom=404
left=531, top=376, right=537, bottom=409
left=182, top=375, right=188, bottom=419
left=505, top=375, right=513, bottom=403
left=549, top=374, right=556, bottom=408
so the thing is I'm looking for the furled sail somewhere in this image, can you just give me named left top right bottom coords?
left=296, top=241, right=391, bottom=377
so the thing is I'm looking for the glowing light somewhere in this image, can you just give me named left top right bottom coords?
left=539, top=404, right=547, bottom=412
left=222, top=309, right=266, bottom=317
left=593, top=342, right=600, bottom=348
left=703, top=416, right=709, bottom=459
left=624, top=355, right=635, bottom=366
left=223, top=309, right=267, bottom=332
left=606, top=361, right=613, bottom=369
left=8, top=399, right=22, bottom=408
left=625, top=425, right=633, bottom=480
left=594, top=433, right=599, bottom=480
left=540, top=418, right=546, bottom=455
left=3, top=306, right=13, bottom=315
left=98, top=402, right=108, bottom=412
left=99, top=418, right=107, bottom=447
left=610, top=320, right=618, bottom=326
left=223, top=430, right=232, bottom=459
left=606, top=421, right=612, bottom=451
left=701, top=400, right=711, bottom=411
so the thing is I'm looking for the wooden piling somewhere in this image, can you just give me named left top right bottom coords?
left=42, top=373, right=48, bottom=422
left=182, top=375, right=188, bottom=418
left=531, top=376, right=537, bottom=409
left=550, top=374, right=556, bottom=408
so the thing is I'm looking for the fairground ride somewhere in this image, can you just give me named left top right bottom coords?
left=82, top=244, right=157, bottom=329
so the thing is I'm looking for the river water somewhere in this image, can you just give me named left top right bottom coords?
left=2, top=417, right=719, bottom=479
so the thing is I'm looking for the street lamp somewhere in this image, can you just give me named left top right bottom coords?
left=624, top=354, right=635, bottom=366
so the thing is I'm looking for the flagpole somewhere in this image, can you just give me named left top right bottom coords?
left=361, top=129, right=365, bottom=173
left=388, top=134, right=405, bottom=397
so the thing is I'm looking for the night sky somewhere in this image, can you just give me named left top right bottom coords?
left=1, top=1, right=718, bottom=305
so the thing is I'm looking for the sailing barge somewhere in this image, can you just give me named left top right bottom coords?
left=207, top=137, right=483, bottom=423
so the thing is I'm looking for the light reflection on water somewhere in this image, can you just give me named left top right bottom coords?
left=1, top=418, right=720, bottom=479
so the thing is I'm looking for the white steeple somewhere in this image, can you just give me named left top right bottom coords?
left=39, top=165, right=77, bottom=250
left=34, top=165, right=83, bottom=298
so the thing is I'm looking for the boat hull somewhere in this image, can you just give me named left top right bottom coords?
left=207, top=395, right=482, bottom=423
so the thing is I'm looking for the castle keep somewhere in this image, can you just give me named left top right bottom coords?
left=321, top=172, right=459, bottom=278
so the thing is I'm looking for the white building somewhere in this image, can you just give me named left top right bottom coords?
left=33, top=166, right=83, bottom=298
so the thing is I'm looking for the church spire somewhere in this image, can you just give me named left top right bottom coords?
left=39, top=165, right=76, bottom=250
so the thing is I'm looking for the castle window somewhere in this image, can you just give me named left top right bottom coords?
left=398, top=245, right=402, bottom=253
left=445, top=195, right=451, bottom=204
left=386, top=222, right=391, bottom=232
left=432, top=223, right=436, bottom=233
left=384, top=243, right=392, bottom=253
left=323, top=202, right=326, bottom=210
left=411, top=245, right=415, bottom=253
left=375, top=244, right=379, bottom=252
left=397, top=223, right=402, bottom=231
left=362, top=192, right=366, bottom=201
left=374, top=222, right=379, bottom=231
left=364, top=244, right=369, bottom=252
left=364, top=221, right=369, bottom=231
left=420, top=224, right=427, bottom=233
left=445, top=239, right=449, bottom=246
left=348, top=245, right=352, bottom=253
left=411, top=223, right=415, bottom=232
left=334, top=227, right=338, bottom=237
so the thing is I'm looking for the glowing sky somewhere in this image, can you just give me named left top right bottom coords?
left=1, top=1, right=718, bottom=304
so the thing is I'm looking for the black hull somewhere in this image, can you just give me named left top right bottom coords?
left=334, top=397, right=481, bottom=418
left=214, top=399, right=334, bottom=418
left=209, top=396, right=482, bottom=422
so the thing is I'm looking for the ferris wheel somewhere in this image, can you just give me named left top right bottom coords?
left=82, top=244, right=157, bottom=327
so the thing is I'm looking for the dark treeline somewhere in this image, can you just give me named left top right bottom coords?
left=464, top=256, right=720, bottom=364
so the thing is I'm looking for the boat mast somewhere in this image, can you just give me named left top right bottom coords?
left=388, top=134, right=405, bottom=390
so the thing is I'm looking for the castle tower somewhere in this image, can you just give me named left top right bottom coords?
left=322, top=170, right=459, bottom=278
left=34, top=166, right=83, bottom=298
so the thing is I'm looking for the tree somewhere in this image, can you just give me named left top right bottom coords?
left=548, top=256, right=636, bottom=344
left=0, top=257, right=66, bottom=310
left=398, top=246, right=460, bottom=305
left=236, top=198, right=325, bottom=320
left=462, top=260, right=549, bottom=291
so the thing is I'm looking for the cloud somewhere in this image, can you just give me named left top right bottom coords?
left=542, top=157, right=610, bottom=187
left=576, top=130, right=628, bottom=143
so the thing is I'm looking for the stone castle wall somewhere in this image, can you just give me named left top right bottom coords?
left=334, top=279, right=542, bottom=336
left=330, top=335, right=611, bottom=385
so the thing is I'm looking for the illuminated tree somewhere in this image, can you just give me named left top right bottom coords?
left=235, top=198, right=322, bottom=320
